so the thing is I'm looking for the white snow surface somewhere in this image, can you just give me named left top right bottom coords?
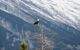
left=0, top=0, right=80, bottom=31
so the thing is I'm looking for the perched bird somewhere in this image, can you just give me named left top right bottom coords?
left=34, top=19, right=39, bottom=25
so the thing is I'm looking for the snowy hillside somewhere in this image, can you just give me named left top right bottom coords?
left=0, top=0, right=80, bottom=50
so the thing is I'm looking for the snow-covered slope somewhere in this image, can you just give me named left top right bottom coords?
left=0, top=0, right=80, bottom=50
left=0, top=0, right=80, bottom=31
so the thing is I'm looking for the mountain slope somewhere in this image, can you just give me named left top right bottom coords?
left=0, top=0, right=80, bottom=50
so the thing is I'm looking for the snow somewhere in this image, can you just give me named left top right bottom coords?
left=0, top=0, right=80, bottom=31
left=0, top=0, right=80, bottom=50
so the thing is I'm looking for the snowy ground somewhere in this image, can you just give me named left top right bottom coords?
left=0, top=0, right=80, bottom=50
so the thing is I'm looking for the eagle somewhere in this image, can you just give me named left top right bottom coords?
left=34, top=19, right=39, bottom=25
